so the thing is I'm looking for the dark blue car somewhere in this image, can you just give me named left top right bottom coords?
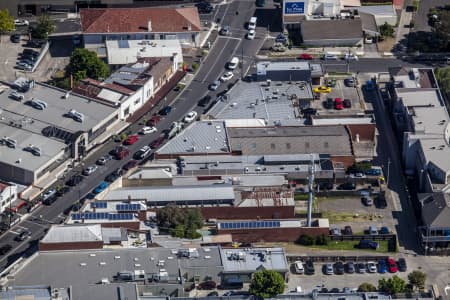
left=159, top=105, right=172, bottom=115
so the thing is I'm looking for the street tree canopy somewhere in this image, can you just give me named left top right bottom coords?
left=379, top=22, right=395, bottom=38
left=378, top=276, right=407, bottom=294
left=66, top=48, right=110, bottom=83
left=250, top=270, right=286, bottom=299
left=408, top=271, right=427, bottom=290
left=32, top=14, right=54, bottom=39
left=0, top=9, right=14, bottom=33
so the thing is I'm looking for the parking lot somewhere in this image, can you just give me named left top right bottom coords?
left=310, top=78, right=362, bottom=114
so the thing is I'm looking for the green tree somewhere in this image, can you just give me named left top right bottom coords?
left=408, top=271, right=427, bottom=291
left=435, top=67, right=450, bottom=95
left=250, top=270, right=286, bottom=299
left=297, top=234, right=314, bottom=246
left=156, top=204, right=203, bottom=239
left=432, top=10, right=450, bottom=51
left=32, top=14, right=54, bottom=39
left=379, top=22, right=395, bottom=38
left=378, top=276, right=407, bottom=294
left=358, top=282, right=377, bottom=292
left=315, top=234, right=328, bottom=245
left=66, top=48, right=109, bottom=83
left=0, top=9, right=14, bottom=33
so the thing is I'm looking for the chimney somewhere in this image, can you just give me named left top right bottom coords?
left=148, top=20, right=152, bottom=32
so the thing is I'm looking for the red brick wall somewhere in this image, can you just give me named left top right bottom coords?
left=218, top=227, right=329, bottom=243
left=201, top=206, right=295, bottom=220
left=39, top=241, right=103, bottom=251
left=100, top=221, right=140, bottom=230
left=331, top=156, right=355, bottom=168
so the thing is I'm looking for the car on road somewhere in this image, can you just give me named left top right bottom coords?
left=9, top=91, right=24, bottom=101
left=367, top=261, right=377, bottom=273
left=227, top=57, right=239, bottom=70
left=356, top=239, right=379, bottom=250
left=123, top=160, right=138, bottom=170
left=94, top=181, right=109, bottom=194
left=0, top=244, right=12, bottom=255
left=378, top=259, right=388, bottom=273
left=362, top=196, right=374, bottom=206
left=343, top=99, right=351, bottom=108
left=366, top=168, right=382, bottom=176
left=184, top=111, right=198, bottom=123
left=83, top=165, right=98, bottom=176
left=209, top=80, right=220, bottom=91
left=344, top=78, right=355, bottom=87
left=134, top=145, right=151, bottom=160
left=298, top=53, right=314, bottom=60
left=334, top=97, right=343, bottom=110
left=67, top=175, right=83, bottom=186
left=56, top=186, right=70, bottom=197
left=105, top=168, right=123, bottom=182
left=220, top=25, right=231, bottom=36
left=220, top=71, right=234, bottom=82
left=337, top=182, right=355, bottom=190
left=112, top=146, right=130, bottom=160
left=305, top=260, right=315, bottom=275
left=42, top=188, right=56, bottom=201
left=334, top=261, right=345, bottom=275
left=198, top=280, right=216, bottom=290
left=293, top=261, right=304, bottom=274
left=344, top=53, right=358, bottom=61
left=198, top=95, right=212, bottom=107
left=124, top=134, right=139, bottom=145
left=140, top=126, right=157, bottom=135
left=397, top=258, right=407, bottom=272
left=159, top=105, right=172, bottom=115
left=146, top=115, right=161, bottom=126
left=15, top=230, right=31, bottom=242
left=346, top=261, right=355, bottom=273
left=357, top=262, right=366, bottom=273
left=150, top=136, right=165, bottom=149
left=323, top=53, right=338, bottom=60
left=11, top=34, right=21, bottom=43
left=323, top=263, right=334, bottom=275
left=96, top=155, right=112, bottom=165
left=14, top=19, right=29, bottom=26
left=246, top=29, right=255, bottom=40
left=313, top=86, right=331, bottom=93
left=387, top=258, right=398, bottom=273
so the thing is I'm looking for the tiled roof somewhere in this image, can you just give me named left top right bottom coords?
left=301, top=19, right=362, bottom=40
left=73, top=78, right=134, bottom=101
left=80, top=7, right=201, bottom=34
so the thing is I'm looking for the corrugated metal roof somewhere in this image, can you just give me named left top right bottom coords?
left=41, top=224, right=103, bottom=243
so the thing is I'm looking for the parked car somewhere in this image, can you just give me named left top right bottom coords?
left=14, top=19, right=29, bottom=26
left=343, top=225, right=353, bottom=235
left=344, top=53, right=358, bottom=61
left=134, top=146, right=151, bottom=160
left=209, top=80, right=220, bottom=91
left=337, top=182, right=355, bottom=190
left=150, top=136, right=165, bottom=149
left=105, top=168, right=123, bottom=182
left=220, top=71, right=234, bottom=82
left=0, top=244, right=12, bottom=255
left=387, top=258, right=398, bottom=273
left=334, top=97, right=343, bottom=110
left=367, top=261, right=377, bottom=273
left=294, top=261, right=304, bottom=274
left=15, top=230, right=31, bottom=242
left=305, top=260, right=315, bottom=275
left=140, top=126, right=157, bottom=135
left=66, top=175, right=83, bottom=186
left=96, top=155, right=112, bottom=165
left=316, top=182, right=333, bottom=190
left=246, top=29, right=256, bottom=40
left=9, top=91, right=24, bottom=101
left=356, top=262, right=366, bottom=273
left=159, top=105, right=172, bottom=115
left=56, top=186, right=70, bottom=197
left=11, top=34, right=21, bottom=43
left=207, top=291, right=219, bottom=297
left=298, top=53, right=314, bottom=60
left=26, top=39, right=46, bottom=48
left=334, top=262, right=345, bottom=275
left=343, top=99, right=351, bottom=108
left=302, top=107, right=317, bottom=117
left=227, top=57, right=239, bottom=70
left=397, top=258, right=407, bottom=272
left=378, top=259, right=388, bottom=273
left=323, top=263, right=334, bottom=275
left=314, top=86, right=331, bottom=93
left=94, top=181, right=109, bottom=194
left=346, top=261, right=355, bottom=273
left=184, top=111, right=198, bottom=123
left=198, top=280, right=216, bottom=290
left=324, top=98, right=334, bottom=109
left=362, top=196, right=374, bottom=206
left=146, top=115, right=161, bottom=126
left=323, top=53, right=338, bottom=60
left=112, top=146, right=130, bottom=160
left=330, top=226, right=341, bottom=236
left=255, top=0, right=265, bottom=7
left=123, top=160, right=138, bottom=170
left=344, top=77, right=356, bottom=87
left=356, top=239, right=379, bottom=250
left=124, top=134, right=139, bottom=145
left=83, top=165, right=98, bottom=176
left=42, top=188, right=56, bottom=201
left=366, top=168, right=382, bottom=176
left=380, top=226, right=390, bottom=234
left=368, top=225, right=378, bottom=235
left=198, top=95, right=212, bottom=107
left=16, top=61, right=32, bottom=70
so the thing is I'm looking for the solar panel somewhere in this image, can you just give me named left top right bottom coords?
left=108, top=213, right=133, bottom=221
left=72, top=213, right=81, bottom=220
left=91, top=202, right=107, bottom=209
left=219, top=220, right=281, bottom=230
left=116, top=204, right=141, bottom=211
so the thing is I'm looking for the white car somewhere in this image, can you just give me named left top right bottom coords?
left=246, top=29, right=255, bottom=40
left=220, top=71, right=234, bottom=82
left=344, top=53, right=359, bottom=61
left=14, top=19, right=29, bottom=26
left=183, top=111, right=198, bottom=123
left=140, top=126, right=157, bottom=134
left=227, top=57, right=239, bottom=70
left=83, top=165, right=98, bottom=176
left=293, top=261, right=304, bottom=274
left=367, top=261, right=377, bottom=273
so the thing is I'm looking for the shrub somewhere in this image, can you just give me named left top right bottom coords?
left=297, top=234, right=314, bottom=246
left=315, top=234, right=328, bottom=245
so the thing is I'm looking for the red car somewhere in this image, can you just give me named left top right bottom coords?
left=124, top=134, right=139, bottom=145
left=150, top=136, right=165, bottom=149
left=387, top=258, right=398, bottom=273
left=147, top=115, right=161, bottom=126
left=334, top=98, right=343, bottom=110
left=298, top=53, right=314, bottom=60
left=112, top=146, right=130, bottom=160
left=123, top=160, right=138, bottom=170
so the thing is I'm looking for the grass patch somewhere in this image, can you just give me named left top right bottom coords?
left=321, top=211, right=373, bottom=223
left=294, top=194, right=310, bottom=201
left=310, top=240, right=390, bottom=252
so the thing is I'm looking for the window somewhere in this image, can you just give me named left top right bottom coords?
left=270, top=143, right=275, bottom=149
left=286, top=143, right=291, bottom=149
left=250, top=143, right=257, bottom=151
left=305, top=142, right=310, bottom=148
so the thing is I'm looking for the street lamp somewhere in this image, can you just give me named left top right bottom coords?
left=386, top=157, right=391, bottom=188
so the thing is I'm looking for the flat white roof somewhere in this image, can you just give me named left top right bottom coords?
left=106, top=39, right=182, bottom=65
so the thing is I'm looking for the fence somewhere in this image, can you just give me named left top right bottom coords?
left=286, top=255, right=389, bottom=263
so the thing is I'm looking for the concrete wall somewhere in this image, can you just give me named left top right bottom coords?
left=84, top=32, right=199, bottom=47
left=218, top=227, right=329, bottom=242
left=201, top=206, right=295, bottom=220
left=0, top=184, right=18, bottom=213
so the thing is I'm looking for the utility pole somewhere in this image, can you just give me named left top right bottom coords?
left=307, top=154, right=315, bottom=227
left=387, top=157, right=391, bottom=188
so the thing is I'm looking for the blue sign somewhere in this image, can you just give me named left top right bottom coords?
left=285, top=1, right=305, bottom=14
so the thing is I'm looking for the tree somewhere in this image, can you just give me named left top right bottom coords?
left=435, top=67, right=450, bottom=95
left=378, top=276, right=407, bottom=294
left=297, top=234, right=314, bottom=246
left=408, top=271, right=427, bottom=291
left=432, top=10, right=450, bottom=51
left=358, top=282, right=377, bottom=292
left=32, top=14, right=54, bottom=39
left=156, top=204, right=203, bottom=239
left=250, top=270, right=285, bottom=299
left=66, top=48, right=110, bottom=83
left=0, top=9, right=14, bottom=34
left=379, top=22, right=395, bottom=38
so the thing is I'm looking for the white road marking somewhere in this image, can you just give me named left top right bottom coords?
left=218, top=36, right=242, bottom=41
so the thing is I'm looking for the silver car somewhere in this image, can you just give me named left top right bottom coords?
left=83, top=165, right=98, bottom=175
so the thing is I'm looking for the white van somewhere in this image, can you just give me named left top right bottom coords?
left=227, top=57, right=239, bottom=70
left=248, top=17, right=257, bottom=30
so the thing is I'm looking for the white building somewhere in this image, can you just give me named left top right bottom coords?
left=0, top=181, right=17, bottom=213
left=283, top=0, right=341, bottom=28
